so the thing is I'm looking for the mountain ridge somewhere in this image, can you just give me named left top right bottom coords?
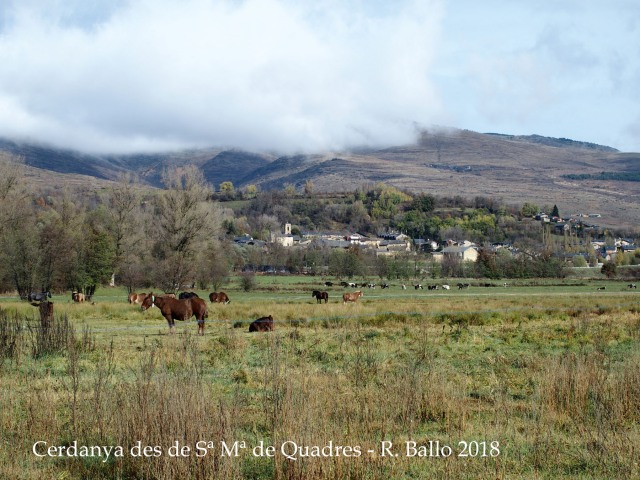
left=2, top=128, right=639, bottom=227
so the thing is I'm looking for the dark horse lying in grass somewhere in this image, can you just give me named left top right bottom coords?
left=249, top=315, right=274, bottom=332
left=141, top=293, right=208, bottom=335
left=209, top=291, right=230, bottom=304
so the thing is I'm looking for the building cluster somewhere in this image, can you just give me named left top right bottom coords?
left=233, top=221, right=638, bottom=269
left=536, top=212, right=637, bottom=263
left=235, top=223, right=482, bottom=262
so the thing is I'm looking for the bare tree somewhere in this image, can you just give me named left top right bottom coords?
left=0, top=154, right=28, bottom=224
left=149, top=166, right=221, bottom=292
left=0, top=155, right=40, bottom=296
left=105, top=174, right=148, bottom=291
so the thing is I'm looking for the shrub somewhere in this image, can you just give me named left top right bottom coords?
left=239, top=272, right=257, bottom=291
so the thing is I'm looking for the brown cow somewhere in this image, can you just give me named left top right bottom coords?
left=209, top=291, right=230, bottom=304
left=342, top=290, right=363, bottom=304
left=141, top=292, right=208, bottom=335
left=72, top=291, right=85, bottom=303
left=249, top=315, right=274, bottom=332
left=312, top=290, right=329, bottom=303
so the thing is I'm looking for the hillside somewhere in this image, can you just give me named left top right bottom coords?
left=2, top=128, right=639, bottom=227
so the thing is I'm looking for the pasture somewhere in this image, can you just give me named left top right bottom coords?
left=0, top=277, right=639, bottom=479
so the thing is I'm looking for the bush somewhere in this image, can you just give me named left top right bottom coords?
left=239, top=272, right=256, bottom=291
left=572, top=256, right=588, bottom=267
left=601, top=261, right=617, bottom=278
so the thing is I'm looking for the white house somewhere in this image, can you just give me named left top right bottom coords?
left=441, top=245, right=479, bottom=262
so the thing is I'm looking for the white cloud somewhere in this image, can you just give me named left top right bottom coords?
left=0, top=0, right=445, bottom=153
left=1, top=0, right=639, bottom=153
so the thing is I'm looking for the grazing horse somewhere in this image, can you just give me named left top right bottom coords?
left=312, top=290, right=329, bottom=303
left=178, top=291, right=199, bottom=299
left=249, top=315, right=274, bottom=332
left=141, top=293, right=208, bottom=335
left=128, top=293, right=148, bottom=305
left=209, top=291, right=230, bottom=304
left=27, top=292, right=51, bottom=302
left=342, top=291, right=363, bottom=304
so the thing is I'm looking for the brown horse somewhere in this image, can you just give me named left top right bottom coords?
left=209, top=291, right=230, bottom=304
left=342, top=291, right=363, bottom=304
left=128, top=292, right=148, bottom=305
left=312, top=290, right=329, bottom=303
left=249, top=315, right=274, bottom=332
left=141, top=293, right=208, bottom=335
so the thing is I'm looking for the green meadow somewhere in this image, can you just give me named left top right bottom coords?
left=0, top=277, right=639, bottom=479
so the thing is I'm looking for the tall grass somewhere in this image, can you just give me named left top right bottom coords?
left=0, top=292, right=639, bottom=479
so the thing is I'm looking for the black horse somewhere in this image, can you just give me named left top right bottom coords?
left=312, top=290, right=329, bottom=304
left=178, top=291, right=200, bottom=300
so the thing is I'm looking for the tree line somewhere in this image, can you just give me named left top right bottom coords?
left=0, top=156, right=223, bottom=296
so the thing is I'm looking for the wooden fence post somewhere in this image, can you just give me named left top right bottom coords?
left=39, top=301, right=54, bottom=330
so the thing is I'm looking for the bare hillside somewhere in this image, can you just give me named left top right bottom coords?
left=2, top=128, right=639, bottom=227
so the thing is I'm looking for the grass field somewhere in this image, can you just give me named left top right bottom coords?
left=0, top=276, right=639, bottom=479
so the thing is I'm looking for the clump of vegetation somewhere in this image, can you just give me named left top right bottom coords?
left=239, top=272, right=257, bottom=291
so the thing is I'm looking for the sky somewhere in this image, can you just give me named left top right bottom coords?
left=0, top=0, right=638, bottom=154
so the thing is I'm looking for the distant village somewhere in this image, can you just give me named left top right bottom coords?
left=233, top=212, right=637, bottom=272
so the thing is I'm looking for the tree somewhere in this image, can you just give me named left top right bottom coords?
left=551, top=204, right=560, bottom=218
left=239, top=272, right=256, bottom=291
left=304, top=180, right=314, bottom=197
left=252, top=214, right=280, bottom=240
left=219, top=181, right=235, bottom=195
left=329, top=247, right=363, bottom=279
left=82, top=228, right=116, bottom=287
left=150, top=166, right=221, bottom=292
left=197, top=246, right=231, bottom=290
left=245, top=184, right=258, bottom=198
left=572, top=255, right=587, bottom=267
left=520, top=202, right=539, bottom=218
left=441, top=254, right=464, bottom=277
left=0, top=156, right=40, bottom=296
left=411, top=193, right=435, bottom=213
left=475, top=248, right=500, bottom=279
left=2, top=221, right=39, bottom=298
left=36, top=194, right=86, bottom=292
left=366, top=183, right=411, bottom=219
left=601, top=261, right=617, bottom=278
left=283, top=184, right=297, bottom=198
left=106, top=174, right=142, bottom=290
